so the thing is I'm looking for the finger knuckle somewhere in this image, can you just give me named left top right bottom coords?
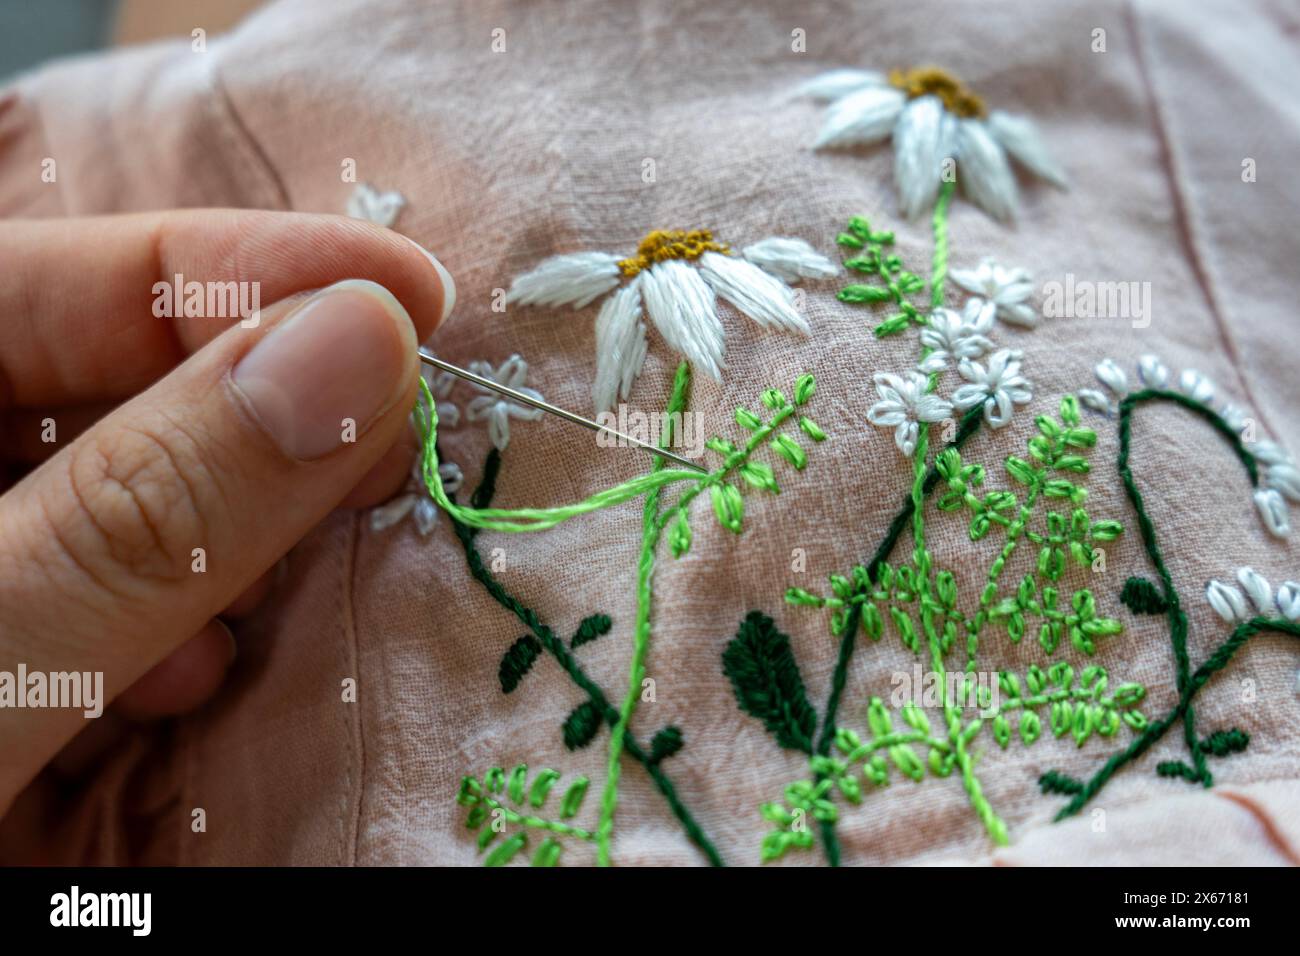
left=65, top=418, right=214, bottom=585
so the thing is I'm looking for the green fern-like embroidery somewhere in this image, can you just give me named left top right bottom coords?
left=457, top=765, right=592, bottom=867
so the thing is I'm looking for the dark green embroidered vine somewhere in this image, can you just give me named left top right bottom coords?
left=1046, top=388, right=1279, bottom=818
left=448, top=449, right=724, bottom=866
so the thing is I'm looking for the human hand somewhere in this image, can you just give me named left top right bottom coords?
left=0, top=209, right=453, bottom=813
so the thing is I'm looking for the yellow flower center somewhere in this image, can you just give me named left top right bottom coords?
left=617, top=229, right=731, bottom=277
left=888, top=66, right=987, bottom=119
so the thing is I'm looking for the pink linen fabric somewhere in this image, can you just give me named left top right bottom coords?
left=1, top=0, right=1297, bottom=865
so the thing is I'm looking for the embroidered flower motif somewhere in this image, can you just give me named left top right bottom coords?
left=346, top=182, right=406, bottom=227
left=917, top=300, right=995, bottom=373
left=371, top=459, right=464, bottom=536
left=505, top=229, right=837, bottom=411
left=951, top=348, right=1032, bottom=428
left=949, top=258, right=1039, bottom=327
left=1205, top=567, right=1300, bottom=624
left=867, top=370, right=954, bottom=457
left=1079, top=354, right=1297, bottom=538
left=466, top=354, right=545, bottom=451
left=799, top=66, right=1066, bottom=221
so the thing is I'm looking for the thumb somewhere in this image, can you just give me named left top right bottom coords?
left=0, top=280, right=421, bottom=794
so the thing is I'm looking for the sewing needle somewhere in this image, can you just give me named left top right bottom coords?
left=418, top=350, right=708, bottom=473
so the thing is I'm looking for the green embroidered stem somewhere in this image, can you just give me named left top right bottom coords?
left=1053, top=388, right=1263, bottom=816
left=596, top=362, right=691, bottom=865
left=930, top=179, right=954, bottom=310
left=911, top=179, right=1004, bottom=844
left=448, top=451, right=724, bottom=866
left=814, top=181, right=967, bottom=864
left=481, top=795, right=596, bottom=841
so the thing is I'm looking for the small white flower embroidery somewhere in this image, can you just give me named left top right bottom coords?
left=1205, top=567, right=1300, bottom=624
left=347, top=182, right=406, bottom=227
left=799, top=67, right=1066, bottom=221
left=949, top=259, right=1038, bottom=327
left=466, top=354, right=545, bottom=451
left=505, top=229, right=836, bottom=412
left=370, top=459, right=464, bottom=536
left=951, top=348, right=1032, bottom=428
left=867, top=370, right=954, bottom=458
left=917, top=300, right=995, bottom=373
left=1079, top=354, right=1297, bottom=538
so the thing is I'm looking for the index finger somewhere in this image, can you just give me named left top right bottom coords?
left=0, top=209, right=453, bottom=409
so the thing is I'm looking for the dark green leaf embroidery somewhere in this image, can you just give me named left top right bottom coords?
left=722, top=611, right=816, bottom=753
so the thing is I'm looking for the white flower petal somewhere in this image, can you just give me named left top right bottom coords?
left=370, top=495, right=416, bottom=532
left=916, top=395, right=955, bottom=422
left=1137, top=354, right=1170, bottom=389
left=1236, top=567, right=1274, bottom=614
left=798, top=69, right=886, bottom=102
left=1078, top=388, right=1116, bottom=416
left=439, top=461, right=464, bottom=493
left=1178, top=368, right=1216, bottom=404
left=347, top=183, right=406, bottom=227
left=465, top=394, right=497, bottom=421
left=1000, top=301, right=1039, bottom=327
left=488, top=404, right=511, bottom=451
left=868, top=403, right=907, bottom=428
left=412, top=498, right=440, bottom=536
left=1095, top=358, right=1130, bottom=396
left=505, top=252, right=622, bottom=309
left=986, top=110, right=1068, bottom=188
left=1206, top=580, right=1249, bottom=623
left=741, top=237, right=838, bottom=282
left=641, top=259, right=725, bottom=380
left=813, top=84, right=906, bottom=149
left=957, top=119, right=1019, bottom=222
left=961, top=297, right=997, bottom=336
left=1255, top=488, right=1291, bottom=537
left=698, top=252, right=808, bottom=334
left=951, top=383, right=988, bottom=411
left=896, top=420, right=919, bottom=457
left=1265, top=463, right=1300, bottom=503
left=1250, top=440, right=1292, bottom=467
left=1277, top=582, right=1300, bottom=621
left=893, top=95, right=946, bottom=220
left=949, top=261, right=992, bottom=297
left=592, top=279, right=646, bottom=412
left=985, top=390, right=1014, bottom=428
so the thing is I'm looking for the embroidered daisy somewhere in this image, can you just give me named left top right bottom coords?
left=506, top=229, right=837, bottom=412
left=371, top=458, right=464, bottom=536
left=347, top=182, right=406, bottom=227
left=951, top=348, right=1032, bottom=428
left=465, top=354, right=545, bottom=451
left=917, top=300, right=995, bottom=373
left=799, top=67, right=1066, bottom=221
left=949, top=258, right=1039, bottom=327
left=867, top=370, right=954, bottom=457
left=1205, top=568, right=1300, bottom=623
left=1079, top=354, right=1297, bottom=538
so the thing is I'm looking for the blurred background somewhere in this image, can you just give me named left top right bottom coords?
left=0, top=0, right=263, bottom=82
